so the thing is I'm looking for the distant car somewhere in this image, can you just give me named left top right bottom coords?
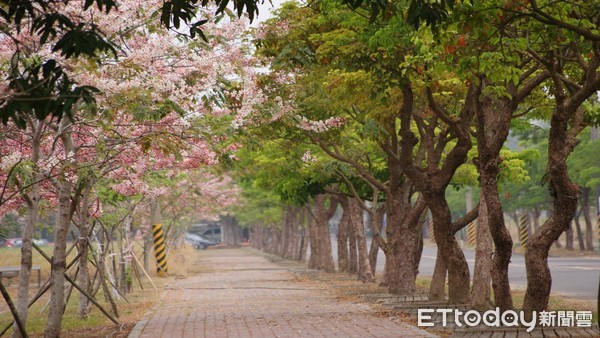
left=184, top=233, right=218, bottom=250
left=2, top=238, right=22, bottom=247
left=199, top=227, right=222, bottom=243
left=33, top=239, right=49, bottom=246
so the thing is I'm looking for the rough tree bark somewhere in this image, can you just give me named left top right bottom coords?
left=574, top=211, right=586, bottom=251
left=523, top=131, right=581, bottom=314
left=565, top=222, right=574, bottom=250
left=368, top=206, right=384, bottom=276
left=309, top=194, right=337, bottom=272
left=45, top=121, right=75, bottom=338
left=474, top=86, right=521, bottom=311
left=306, top=205, right=319, bottom=269
left=523, top=56, right=597, bottom=313
left=221, top=215, right=242, bottom=246
left=471, top=194, right=493, bottom=310
left=349, top=198, right=374, bottom=282
left=413, top=212, right=426, bottom=279
left=286, top=207, right=300, bottom=260
left=427, top=193, right=471, bottom=304
left=347, top=216, right=358, bottom=273
left=298, top=208, right=308, bottom=261
left=429, top=250, right=447, bottom=301
left=280, top=208, right=290, bottom=257
left=384, top=188, right=427, bottom=295
left=14, top=119, right=43, bottom=338
left=581, top=187, right=595, bottom=251
left=76, top=183, right=94, bottom=318
left=397, top=83, right=479, bottom=304
left=337, top=198, right=351, bottom=273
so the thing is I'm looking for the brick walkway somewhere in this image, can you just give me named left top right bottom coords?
left=128, top=248, right=437, bottom=338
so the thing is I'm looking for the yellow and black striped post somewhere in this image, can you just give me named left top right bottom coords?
left=429, top=220, right=435, bottom=244
left=467, top=222, right=476, bottom=246
left=519, top=214, right=529, bottom=248
left=152, top=223, right=168, bottom=276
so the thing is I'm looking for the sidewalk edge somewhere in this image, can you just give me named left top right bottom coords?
left=127, top=319, right=148, bottom=338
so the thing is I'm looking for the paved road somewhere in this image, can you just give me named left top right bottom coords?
left=418, top=246, right=599, bottom=299
left=129, top=248, right=437, bottom=338
left=331, top=238, right=600, bottom=299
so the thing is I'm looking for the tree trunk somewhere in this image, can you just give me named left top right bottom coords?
left=427, top=193, right=471, bottom=304
left=14, top=121, right=43, bottom=338
left=574, top=212, right=586, bottom=251
left=77, top=224, right=92, bottom=317
left=221, top=215, right=241, bottom=246
left=581, top=187, right=595, bottom=251
left=413, top=226, right=423, bottom=279
left=311, top=194, right=336, bottom=272
left=347, top=217, right=358, bottom=273
left=337, top=199, right=350, bottom=273
left=368, top=206, right=384, bottom=276
left=384, top=192, right=424, bottom=295
left=298, top=209, right=308, bottom=261
left=279, top=209, right=288, bottom=257
left=471, top=194, right=493, bottom=310
left=479, top=167, right=514, bottom=311
left=14, top=192, right=38, bottom=338
left=412, top=210, right=428, bottom=279
left=554, top=238, right=563, bottom=249
left=252, top=224, right=263, bottom=250
left=117, top=219, right=127, bottom=295
left=44, top=176, right=72, bottom=337
left=45, top=122, right=75, bottom=338
left=474, top=93, right=515, bottom=311
left=429, top=250, right=447, bottom=301
left=76, top=183, right=95, bottom=318
left=306, top=205, right=319, bottom=269
left=532, top=205, right=542, bottom=233
left=523, top=101, right=582, bottom=316
left=385, top=195, right=416, bottom=295
left=285, top=208, right=297, bottom=259
left=565, top=222, right=574, bottom=250
left=349, top=198, right=374, bottom=282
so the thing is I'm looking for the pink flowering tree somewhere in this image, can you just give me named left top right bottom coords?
left=0, top=1, right=261, bottom=336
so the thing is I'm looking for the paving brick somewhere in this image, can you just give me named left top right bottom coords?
left=128, top=248, right=437, bottom=338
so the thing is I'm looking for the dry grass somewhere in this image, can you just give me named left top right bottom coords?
left=0, top=243, right=206, bottom=337
left=0, top=246, right=56, bottom=281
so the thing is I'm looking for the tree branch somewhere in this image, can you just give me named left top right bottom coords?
left=452, top=203, right=480, bottom=233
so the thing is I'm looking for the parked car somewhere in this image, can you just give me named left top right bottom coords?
left=184, top=233, right=218, bottom=250
left=2, top=238, right=22, bottom=247
left=199, top=227, right=222, bottom=243
left=33, top=238, right=49, bottom=246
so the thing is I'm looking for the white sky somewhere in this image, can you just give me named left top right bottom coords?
left=253, top=0, right=287, bottom=26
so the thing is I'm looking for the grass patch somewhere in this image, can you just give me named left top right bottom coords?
left=0, top=246, right=56, bottom=282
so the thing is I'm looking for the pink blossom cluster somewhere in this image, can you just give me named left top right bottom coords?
left=254, top=19, right=291, bottom=40
left=301, top=150, right=317, bottom=164
left=297, top=116, right=347, bottom=133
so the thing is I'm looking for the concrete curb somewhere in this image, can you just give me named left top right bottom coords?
left=127, top=319, right=147, bottom=338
